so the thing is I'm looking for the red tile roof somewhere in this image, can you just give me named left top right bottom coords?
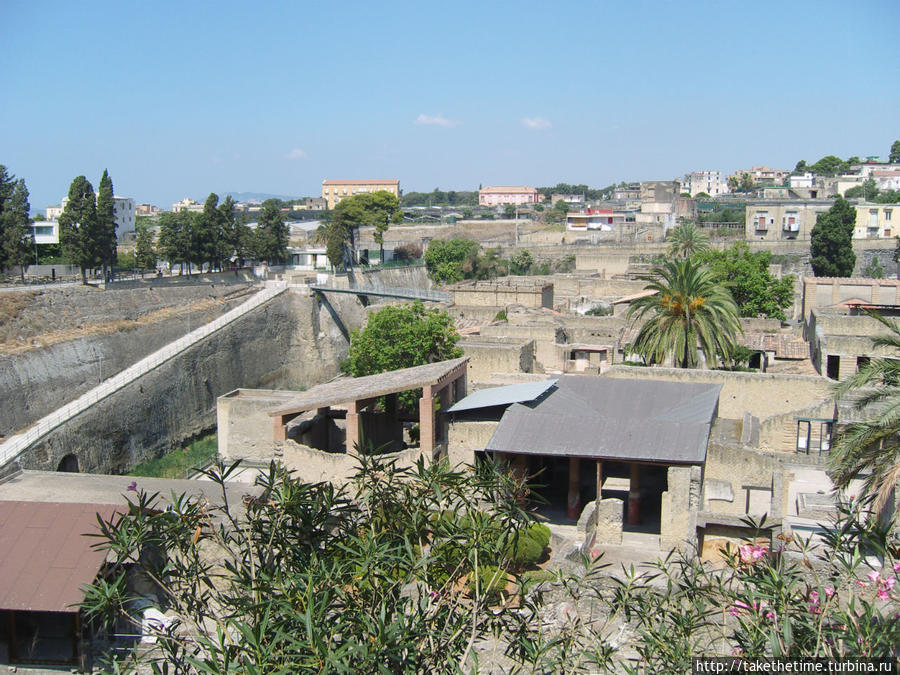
left=0, top=501, right=119, bottom=613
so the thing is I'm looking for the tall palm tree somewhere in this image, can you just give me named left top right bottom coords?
left=831, top=311, right=900, bottom=514
left=626, top=258, right=741, bottom=368
left=667, top=221, right=710, bottom=259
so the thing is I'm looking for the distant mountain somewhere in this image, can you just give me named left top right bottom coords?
left=223, top=191, right=300, bottom=203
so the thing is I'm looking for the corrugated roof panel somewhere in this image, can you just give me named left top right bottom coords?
left=447, top=379, right=558, bottom=413
left=485, top=377, right=721, bottom=464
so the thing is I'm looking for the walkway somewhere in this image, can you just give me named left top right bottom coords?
left=309, top=282, right=450, bottom=303
left=0, top=283, right=288, bottom=470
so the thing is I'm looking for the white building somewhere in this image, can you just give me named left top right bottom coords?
left=31, top=221, right=59, bottom=245
left=51, top=195, right=137, bottom=233
left=172, top=198, right=204, bottom=213
left=681, top=171, right=728, bottom=197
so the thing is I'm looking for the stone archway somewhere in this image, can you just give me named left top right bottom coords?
left=56, top=454, right=79, bottom=473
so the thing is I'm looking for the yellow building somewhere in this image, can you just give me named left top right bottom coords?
left=321, top=179, right=400, bottom=210
left=853, top=202, right=897, bottom=239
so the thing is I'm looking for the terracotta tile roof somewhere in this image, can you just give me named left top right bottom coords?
left=739, top=333, right=810, bottom=360
left=0, top=501, right=119, bottom=613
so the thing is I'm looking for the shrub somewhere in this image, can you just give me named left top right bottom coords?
left=469, top=564, right=510, bottom=604
left=506, top=522, right=551, bottom=566
left=493, top=309, right=508, bottom=322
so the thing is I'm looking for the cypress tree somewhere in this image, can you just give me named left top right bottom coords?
left=810, top=196, right=856, bottom=277
left=96, top=169, right=117, bottom=281
left=59, top=176, right=100, bottom=283
left=2, top=178, right=33, bottom=282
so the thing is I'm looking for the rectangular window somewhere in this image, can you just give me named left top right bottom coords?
left=886, top=210, right=892, bottom=221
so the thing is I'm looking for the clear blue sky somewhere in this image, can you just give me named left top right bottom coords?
left=1, top=0, right=898, bottom=213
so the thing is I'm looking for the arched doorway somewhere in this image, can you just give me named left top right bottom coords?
left=56, top=454, right=79, bottom=473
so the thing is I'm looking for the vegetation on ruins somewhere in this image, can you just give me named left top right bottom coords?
left=0, top=164, right=33, bottom=282
left=695, top=242, right=795, bottom=321
left=810, top=196, right=856, bottom=278
left=424, top=238, right=563, bottom=284
left=82, top=457, right=900, bottom=672
left=831, top=310, right=900, bottom=514
left=326, top=191, right=403, bottom=268
left=344, top=302, right=463, bottom=409
left=627, top=258, right=742, bottom=368
left=666, top=221, right=710, bottom=259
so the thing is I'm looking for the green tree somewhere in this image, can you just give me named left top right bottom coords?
left=134, top=224, right=156, bottom=271
left=157, top=210, right=193, bottom=274
left=423, top=238, right=480, bottom=283
left=509, top=249, right=533, bottom=275
left=218, top=195, right=248, bottom=265
left=96, top=169, right=117, bottom=280
left=0, top=171, right=33, bottom=282
left=810, top=196, right=856, bottom=277
left=696, top=243, right=795, bottom=320
left=503, top=203, right=516, bottom=219
left=844, top=178, right=878, bottom=200
left=345, top=302, right=463, bottom=409
left=889, top=140, right=900, bottom=164
left=193, top=192, right=223, bottom=271
left=626, top=258, right=742, bottom=368
left=808, top=155, right=848, bottom=177
left=252, top=199, right=289, bottom=264
left=326, top=192, right=401, bottom=266
left=59, top=176, right=100, bottom=283
left=831, top=311, right=900, bottom=513
left=793, top=160, right=808, bottom=175
left=667, top=221, right=709, bottom=259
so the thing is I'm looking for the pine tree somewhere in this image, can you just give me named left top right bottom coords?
left=810, top=196, right=856, bottom=277
left=2, top=179, right=33, bottom=282
left=59, top=176, right=100, bottom=283
left=0, top=167, right=34, bottom=281
left=96, top=169, right=117, bottom=281
left=134, top=224, right=157, bottom=271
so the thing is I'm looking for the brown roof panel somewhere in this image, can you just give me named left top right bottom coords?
left=0, top=501, right=119, bottom=613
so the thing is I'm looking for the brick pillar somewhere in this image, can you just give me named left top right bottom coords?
left=567, top=457, right=581, bottom=520
left=345, top=411, right=360, bottom=454
left=627, top=463, right=641, bottom=526
left=419, top=385, right=434, bottom=457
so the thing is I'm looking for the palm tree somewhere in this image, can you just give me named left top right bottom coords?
left=667, top=221, right=710, bottom=259
left=626, top=258, right=741, bottom=368
left=831, top=311, right=900, bottom=514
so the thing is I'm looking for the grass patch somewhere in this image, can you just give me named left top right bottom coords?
left=130, top=433, right=218, bottom=479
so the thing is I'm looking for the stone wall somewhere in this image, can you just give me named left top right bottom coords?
left=459, top=337, right=534, bottom=383
left=217, top=389, right=298, bottom=464
left=280, top=441, right=426, bottom=487
left=447, top=420, right=498, bottom=468
left=703, top=441, right=788, bottom=519
left=0, top=282, right=258, bottom=438
left=448, top=278, right=553, bottom=309
left=18, top=291, right=367, bottom=474
left=660, top=465, right=701, bottom=551
left=603, top=366, right=832, bottom=421
left=479, top=323, right=564, bottom=371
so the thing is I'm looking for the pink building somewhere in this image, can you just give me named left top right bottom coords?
left=478, top=185, right=539, bottom=206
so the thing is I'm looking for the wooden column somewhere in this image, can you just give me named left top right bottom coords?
left=567, top=457, right=582, bottom=520
left=627, top=463, right=641, bottom=526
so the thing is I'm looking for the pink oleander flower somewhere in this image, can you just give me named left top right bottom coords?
left=739, top=543, right=768, bottom=564
left=126, top=481, right=138, bottom=492
left=824, top=586, right=835, bottom=598
left=876, top=589, right=890, bottom=600
left=881, top=576, right=895, bottom=591
left=857, top=580, right=869, bottom=588
left=731, top=648, right=743, bottom=656
left=867, top=570, right=880, bottom=582
left=893, top=562, right=900, bottom=574
left=765, top=610, right=776, bottom=620
left=808, top=590, right=819, bottom=604
left=808, top=603, right=822, bottom=615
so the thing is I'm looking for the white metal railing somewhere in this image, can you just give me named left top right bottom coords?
left=0, top=283, right=288, bottom=469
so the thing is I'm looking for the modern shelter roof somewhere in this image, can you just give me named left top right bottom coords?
left=269, top=358, right=469, bottom=417
left=486, top=376, right=721, bottom=464
left=447, top=379, right=558, bottom=413
left=0, top=501, right=119, bottom=613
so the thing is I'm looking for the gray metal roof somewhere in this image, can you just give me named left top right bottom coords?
left=446, top=379, right=558, bottom=413
left=486, top=376, right=721, bottom=464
